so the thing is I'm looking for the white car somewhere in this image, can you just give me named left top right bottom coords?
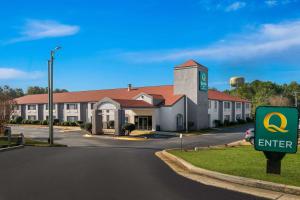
left=245, top=128, right=255, bottom=145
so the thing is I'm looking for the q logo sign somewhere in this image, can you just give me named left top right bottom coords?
left=263, top=112, right=288, bottom=133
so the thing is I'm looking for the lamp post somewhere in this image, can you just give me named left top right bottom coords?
left=48, top=46, right=61, bottom=145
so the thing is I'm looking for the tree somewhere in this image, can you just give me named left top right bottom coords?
left=0, top=91, right=16, bottom=128
left=27, top=86, right=68, bottom=94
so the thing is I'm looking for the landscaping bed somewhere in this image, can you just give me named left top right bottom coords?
left=169, top=146, right=300, bottom=187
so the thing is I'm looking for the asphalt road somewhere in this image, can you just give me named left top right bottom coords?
left=1, top=124, right=266, bottom=200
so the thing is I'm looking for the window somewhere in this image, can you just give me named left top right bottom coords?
left=28, top=115, right=36, bottom=120
left=246, top=103, right=250, bottom=109
left=224, top=102, right=231, bottom=109
left=90, top=103, right=95, bottom=109
left=106, top=115, right=110, bottom=122
left=66, top=104, right=78, bottom=110
left=224, top=115, right=230, bottom=121
left=236, top=114, right=241, bottom=120
left=125, top=116, right=129, bottom=123
left=45, top=104, right=55, bottom=110
left=208, top=100, right=211, bottom=109
left=236, top=102, right=241, bottom=110
left=27, top=105, right=36, bottom=110
left=214, top=101, right=218, bottom=110
left=46, top=116, right=57, bottom=120
left=67, top=116, right=78, bottom=122
left=106, top=110, right=110, bottom=113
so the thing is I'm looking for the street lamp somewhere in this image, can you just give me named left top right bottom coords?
left=48, top=46, right=61, bottom=145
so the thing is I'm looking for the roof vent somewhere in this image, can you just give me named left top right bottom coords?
left=128, top=84, right=132, bottom=91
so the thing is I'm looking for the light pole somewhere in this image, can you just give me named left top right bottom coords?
left=48, top=46, right=61, bottom=145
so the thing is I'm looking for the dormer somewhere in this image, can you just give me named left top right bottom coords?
left=132, top=93, right=165, bottom=106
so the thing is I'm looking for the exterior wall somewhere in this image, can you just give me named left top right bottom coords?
left=80, top=103, right=88, bottom=122
left=63, top=103, right=81, bottom=121
left=174, top=66, right=209, bottom=130
left=43, top=104, right=58, bottom=120
left=87, top=102, right=97, bottom=122
left=25, top=104, right=38, bottom=120
left=98, top=102, right=117, bottom=123
left=158, top=97, right=185, bottom=131
left=135, top=94, right=153, bottom=104
left=208, top=100, right=219, bottom=127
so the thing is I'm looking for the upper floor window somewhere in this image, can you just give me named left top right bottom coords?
left=246, top=103, right=250, bottom=109
left=27, top=105, right=36, bottom=110
left=236, top=102, right=241, bottom=109
left=66, top=103, right=78, bottom=110
left=224, top=102, right=231, bottom=109
left=214, top=101, right=218, bottom=110
left=45, top=104, right=56, bottom=110
left=208, top=100, right=211, bottom=109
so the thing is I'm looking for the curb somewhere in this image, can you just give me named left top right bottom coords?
left=0, top=145, right=24, bottom=152
left=160, top=150, right=300, bottom=196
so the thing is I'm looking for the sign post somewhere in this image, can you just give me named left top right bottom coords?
left=255, top=106, right=299, bottom=174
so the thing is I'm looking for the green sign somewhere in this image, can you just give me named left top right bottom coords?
left=199, top=71, right=208, bottom=91
left=255, top=106, right=299, bottom=153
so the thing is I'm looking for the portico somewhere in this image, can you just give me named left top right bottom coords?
left=92, top=97, right=157, bottom=135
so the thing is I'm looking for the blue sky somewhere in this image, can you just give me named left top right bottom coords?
left=0, top=0, right=300, bottom=91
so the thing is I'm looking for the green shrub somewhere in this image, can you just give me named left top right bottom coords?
left=41, top=120, right=48, bottom=125
left=15, top=116, right=23, bottom=124
left=246, top=117, right=253, bottom=122
left=237, top=119, right=246, bottom=124
left=32, top=120, right=40, bottom=125
left=223, top=120, right=230, bottom=126
left=76, top=121, right=83, bottom=126
left=70, top=121, right=77, bottom=126
left=229, top=121, right=237, bottom=126
left=214, top=120, right=221, bottom=127
left=108, top=120, right=114, bottom=129
left=84, top=123, right=92, bottom=132
left=9, top=119, right=16, bottom=124
left=122, top=123, right=135, bottom=134
left=53, top=119, right=60, bottom=125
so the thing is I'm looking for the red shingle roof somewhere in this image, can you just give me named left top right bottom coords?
left=176, top=59, right=206, bottom=69
left=14, top=85, right=183, bottom=106
left=14, top=85, right=249, bottom=106
left=113, top=99, right=155, bottom=108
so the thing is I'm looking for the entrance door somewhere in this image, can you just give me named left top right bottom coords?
left=135, top=116, right=152, bottom=130
left=138, top=117, right=148, bottom=130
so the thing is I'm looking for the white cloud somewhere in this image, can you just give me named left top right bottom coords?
left=120, top=19, right=300, bottom=63
left=265, top=0, right=298, bottom=7
left=225, top=1, right=246, bottom=12
left=0, top=68, right=43, bottom=80
left=8, top=19, right=80, bottom=43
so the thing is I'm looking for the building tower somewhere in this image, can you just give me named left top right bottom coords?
left=174, top=59, right=209, bottom=130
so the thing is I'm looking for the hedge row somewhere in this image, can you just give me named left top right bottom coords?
left=214, top=117, right=253, bottom=127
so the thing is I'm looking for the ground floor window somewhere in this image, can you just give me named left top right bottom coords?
left=134, top=116, right=152, bottom=130
left=28, top=115, right=36, bottom=120
left=67, top=116, right=78, bottom=122
left=176, top=114, right=184, bottom=131
left=224, top=115, right=230, bottom=121
left=236, top=114, right=241, bottom=120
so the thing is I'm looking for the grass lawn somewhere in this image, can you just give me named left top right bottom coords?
left=169, top=146, right=300, bottom=187
left=25, top=138, right=67, bottom=147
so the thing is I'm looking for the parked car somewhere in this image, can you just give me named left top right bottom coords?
left=244, top=128, right=255, bottom=145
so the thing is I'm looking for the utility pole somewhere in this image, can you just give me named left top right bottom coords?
left=48, top=47, right=61, bottom=145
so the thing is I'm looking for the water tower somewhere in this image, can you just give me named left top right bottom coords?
left=230, top=77, right=245, bottom=88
